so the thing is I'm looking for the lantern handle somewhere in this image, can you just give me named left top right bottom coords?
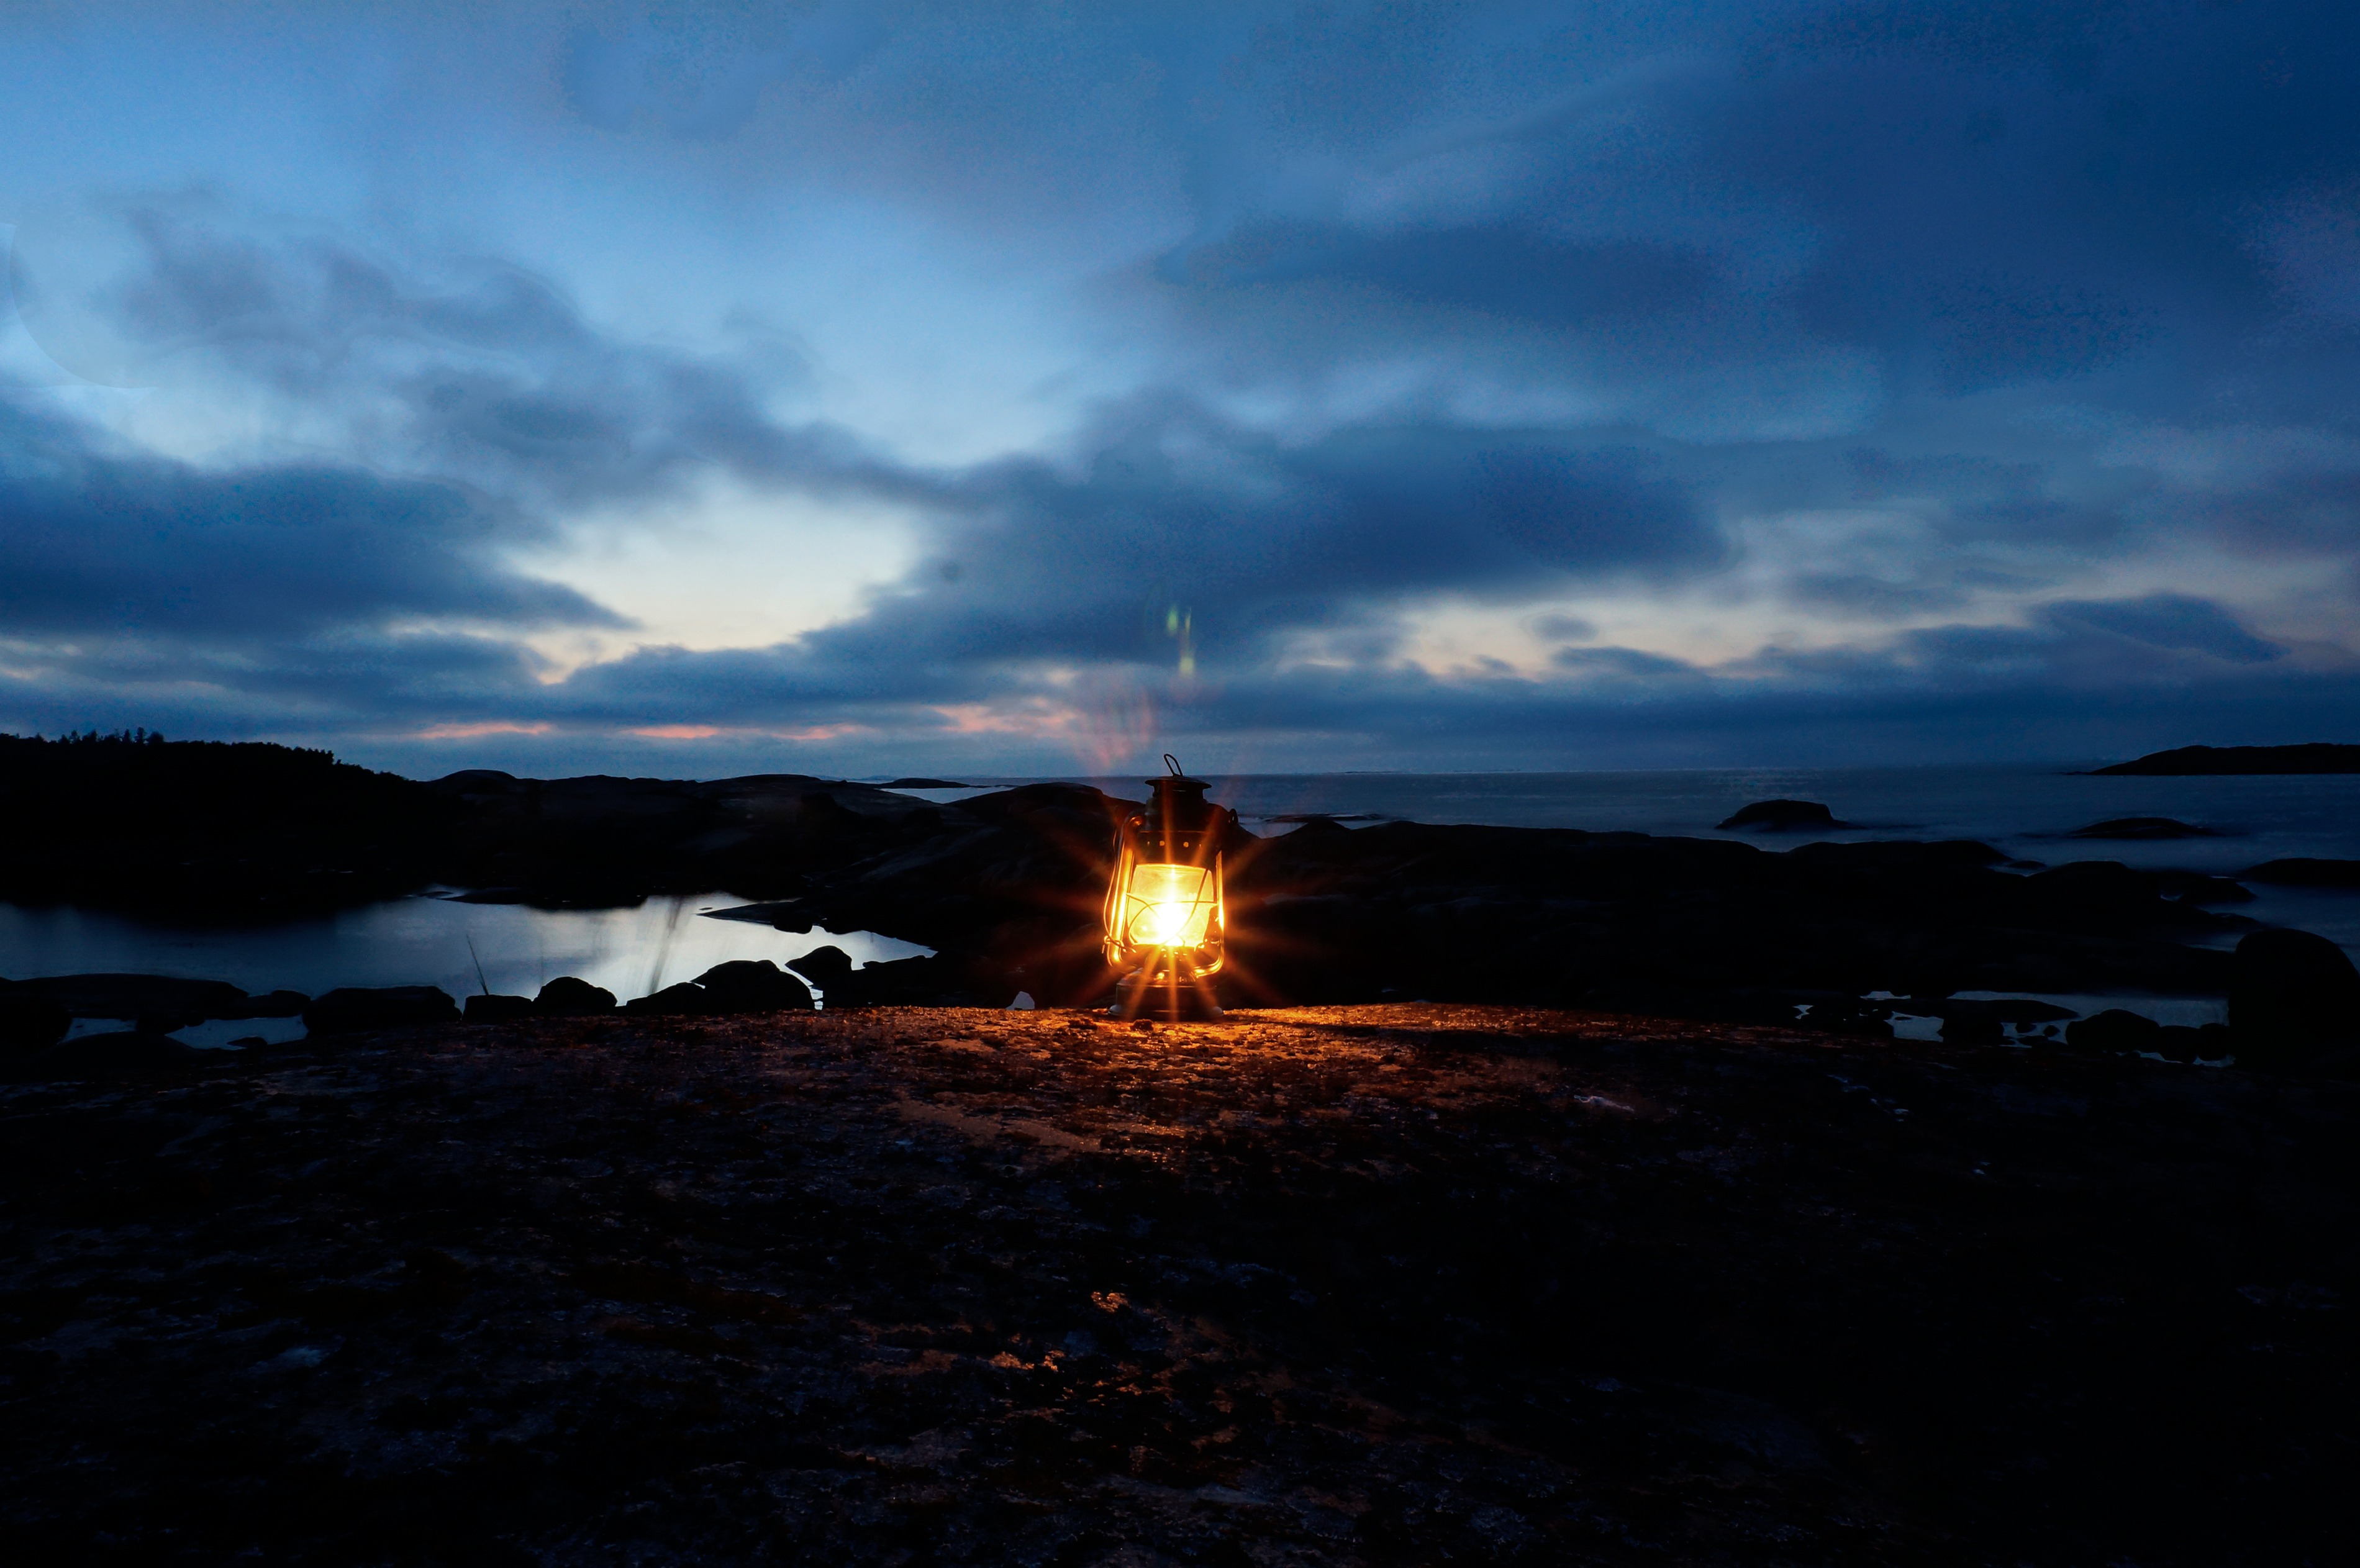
left=1163, top=753, right=1184, bottom=776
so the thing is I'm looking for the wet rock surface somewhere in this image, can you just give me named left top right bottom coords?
left=1, top=1006, right=2349, bottom=1566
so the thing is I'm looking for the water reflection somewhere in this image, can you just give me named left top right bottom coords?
left=0, top=892, right=931, bottom=1020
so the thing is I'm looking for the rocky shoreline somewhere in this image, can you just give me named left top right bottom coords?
left=1, top=1004, right=2350, bottom=1564
left=2089, top=741, right=2360, bottom=775
left=7, top=736, right=2360, bottom=1067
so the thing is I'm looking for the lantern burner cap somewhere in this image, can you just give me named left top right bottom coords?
left=1146, top=752, right=1209, bottom=791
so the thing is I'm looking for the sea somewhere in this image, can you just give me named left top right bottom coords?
left=6, top=764, right=2356, bottom=1045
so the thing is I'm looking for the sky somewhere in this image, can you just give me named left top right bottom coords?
left=2, top=0, right=2358, bottom=779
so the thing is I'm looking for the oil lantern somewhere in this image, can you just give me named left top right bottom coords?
left=1103, top=756, right=1235, bottom=1018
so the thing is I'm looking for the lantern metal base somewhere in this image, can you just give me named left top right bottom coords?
left=1110, top=956, right=1225, bottom=1022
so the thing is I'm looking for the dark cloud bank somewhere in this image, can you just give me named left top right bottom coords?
left=5, top=1, right=2359, bottom=774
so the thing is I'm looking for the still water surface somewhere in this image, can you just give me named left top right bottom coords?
left=1, top=893, right=930, bottom=1043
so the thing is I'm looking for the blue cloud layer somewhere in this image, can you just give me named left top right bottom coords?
left=1, top=1, right=2356, bottom=771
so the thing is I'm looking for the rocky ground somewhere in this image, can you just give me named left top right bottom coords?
left=2, top=1006, right=2351, bottom=1566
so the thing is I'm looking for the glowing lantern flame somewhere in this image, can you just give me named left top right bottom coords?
left=1124, top=863, right=1214, bottom=949
left=1104, top=756, right=1233, bottom=1018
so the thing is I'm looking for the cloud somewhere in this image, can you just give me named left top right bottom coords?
left=560, top=3, right=885, bottom=140
left=8, top=3, right=2360, bottom=774
left=2043, top=594, right=2285, bottom=665
left=0, top=415, right=624, bottom=641
left=1171, top=220, right=1719, bottom=327
left=64, top=203, right=899, bottom=516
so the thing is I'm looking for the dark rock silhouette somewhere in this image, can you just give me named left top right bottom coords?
left=2023, top=861, right=2220, bottom=927
left=758, top=791, right=2253, bottom=1017
left=691, top=961, right=812, bottom=1013
left=0, top=989, right=72, bottom=1051
left=3, top=976, right=311, bottom=1040
left=784, top=945, right=856, bottom=995
left=427, top=769, right=955, bottom=910
left=533, top=977, right=616, bottom=1017
left=0, top=732, right=455, bottom=917
left=2, top=743, right=2323, bottom=1029
left=2066, top=1009, right=2162, bottom=1053
left=1940, top=1012, right=2005, bottom=1043
left=2241, top=858, right=2360, bottom=887
left=21, top=1028, right=200, bottom=1080
left=0, top=734, right=990, bottom=919
left=2154, top=1023, right=2232, bottom=1063
left=1716, top=799, right=1848, bottom=831
left=304, top=986, right=461, bottom=1035
left=2091, top=742, right=2360, bottom=775
left=812, top=953, right=984, bottom=1008
left=15, top=974, right=258, bottom=1028
left=2069, top=816, right=2217, bottom=840
left=462, top=994, right=535, bottom=1023
left=622, top=983, right=713, bottom=1017
left=2230, top=930, right=2360, bottom=1068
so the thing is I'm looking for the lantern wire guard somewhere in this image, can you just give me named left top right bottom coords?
left=1104, top=755, right=1234, bottom=1020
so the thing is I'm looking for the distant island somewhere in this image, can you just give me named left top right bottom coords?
left=2089, top=743, right=2360, bottom=776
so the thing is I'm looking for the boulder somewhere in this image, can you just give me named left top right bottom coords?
left=463, top=994, right=537, bottom=1023
left=534, top=977, right=617, bottom=1016
left=0, top=989, right=73, bottom=1051
left=623, top=983, right=713, bottom=1017
left=1717, top=799, right=1848, bottom=832
left=786, top=945, right=856, bottom=995
left=304, top=986, right=462, bottom=1036
left=232, top=989, right=312, bottom=1018
left=16, top=973, right=252, bottom=1025
left=2066, top=1009, right=2162, bottom=1054
left=2228, top=929, right=2360, bottom=1069
left=815, top=953, right=979, bottom=1008
left=692, top=961, right=813, bottom=1013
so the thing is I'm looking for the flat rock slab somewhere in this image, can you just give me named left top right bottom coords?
left=1, top=1006, right=2351, bottom=1566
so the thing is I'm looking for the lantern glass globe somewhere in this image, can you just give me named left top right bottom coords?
left=1124, top=863, right=1214, bottom=948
